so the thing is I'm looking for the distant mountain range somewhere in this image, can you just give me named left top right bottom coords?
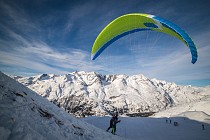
left=12, top=71, right=210, bottom=117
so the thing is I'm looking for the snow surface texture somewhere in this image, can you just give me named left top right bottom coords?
left=0, top=72, right=125, bottom=140
left=153, top=97, right=210, bottom=121
left=82, top=87, right=210, bottom=140
left=15, top=71, right=210, bottom=117
left=83, top=116, right=210, bottom=140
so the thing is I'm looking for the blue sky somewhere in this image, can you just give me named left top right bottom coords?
left=0, top=0, right=210, bottom=86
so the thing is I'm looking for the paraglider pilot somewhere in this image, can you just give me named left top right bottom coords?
left=107, top=112, right=121, bottom=135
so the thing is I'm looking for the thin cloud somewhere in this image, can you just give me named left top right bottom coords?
left=0, top=13, right=102, bottom=75
left=135, top=45, right=210, bottom=81
left=0, top=1, right=104, bottom=75
left=64, top=2, right=95, bottom=35
left=0, top=1, right=39, bottom=32
left=0, top=41, right=104, bottom=75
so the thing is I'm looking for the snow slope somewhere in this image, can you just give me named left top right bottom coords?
left=0, top=72, right=125, bottom=140
left=178, top=111, right=210, bottom=124
left=153, top=96, right=210, bottom=121
left=14, top=71, right=210, bottom=117
left=83, top=116, right=210, bottom=140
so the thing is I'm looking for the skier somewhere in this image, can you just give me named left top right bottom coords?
left=202, top=124, right=205, bottom=130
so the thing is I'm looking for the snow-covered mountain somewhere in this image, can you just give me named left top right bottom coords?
left=0, top=72, right=124, bottom=140
left=14, top=71, right=210, bottom=117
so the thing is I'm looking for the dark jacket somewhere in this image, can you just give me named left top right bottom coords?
left=111, top=116, right=120, bottom=127
left=109, top=117, right=115, bottom=127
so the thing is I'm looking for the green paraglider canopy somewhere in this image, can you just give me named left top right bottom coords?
left=91, top=13, right=198, bottom=64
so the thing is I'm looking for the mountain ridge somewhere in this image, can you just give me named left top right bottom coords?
left=12, top=71, right=210, bottom=117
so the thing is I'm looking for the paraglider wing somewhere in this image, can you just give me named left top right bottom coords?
left=91, top=13, right=197, bottom=64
